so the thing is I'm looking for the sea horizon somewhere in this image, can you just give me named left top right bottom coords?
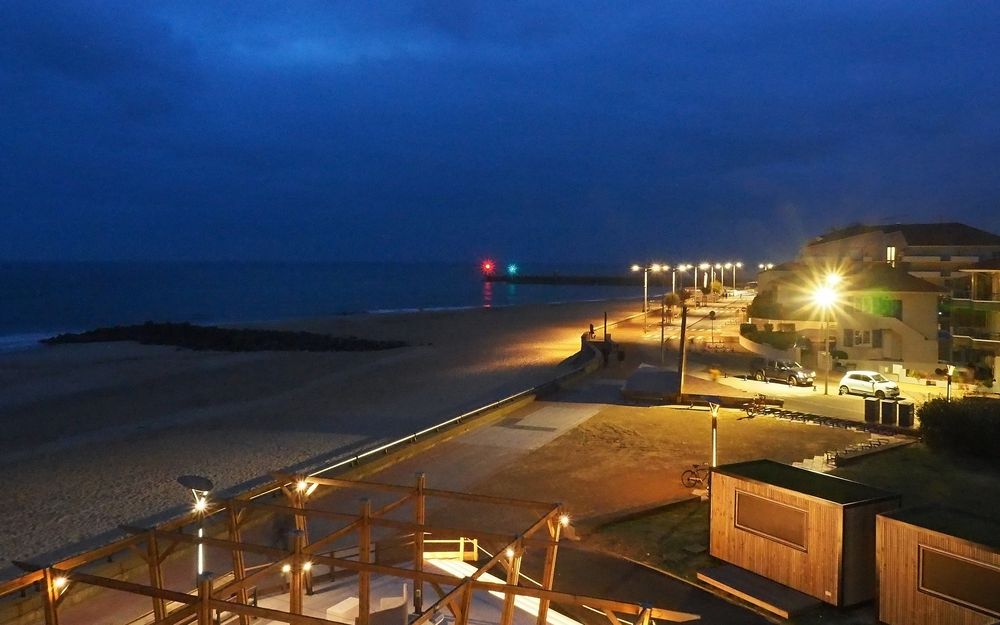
left=0, top=260, right=639, bottom=351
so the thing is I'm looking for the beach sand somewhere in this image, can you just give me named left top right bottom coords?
left=0, top=299, right=635, bottom=575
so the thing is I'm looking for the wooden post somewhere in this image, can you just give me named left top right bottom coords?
left=197, top=572, right=213, bottom=625
left=414, top=472, right=426, bottom=614
left=499, top=540, right=523, bottom=625
left=228, top=507, right=250, bottom=625
left=147, top=530, right=167, bottom=621
left=636, top=606, right=652, bottom=625
left=358, top=499, right=372, bottom=625
left=456, top=580, right=474, bottom=625
left=535, top=516, right=563, bottom=625
left=288, top=529, right=305, bottom=615
left=41, top=568, right=60, bottom=625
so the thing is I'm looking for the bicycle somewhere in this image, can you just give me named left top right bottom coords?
left=681, top=463, right=711, bottom=488
left=741, top=393, right=767, bottom=419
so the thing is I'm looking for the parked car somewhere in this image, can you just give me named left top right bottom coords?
left=749, top=358, right=815, bottom=386
left=837, top=371, right=900, bottom=399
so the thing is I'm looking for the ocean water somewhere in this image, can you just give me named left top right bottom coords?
left=0, top=261, right=639, bottom=351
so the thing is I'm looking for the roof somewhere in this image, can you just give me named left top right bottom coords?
left=880, top=505, right=1000, bottom=550
left=807, top=223, right=1000, bottom=248
left=764, top=261, right=944, bottom=293
left=843, top=262, right=945, bottom=293
left=714, top=459, right=898, bottom=505
left=960, top=258, right=1000, bottom=272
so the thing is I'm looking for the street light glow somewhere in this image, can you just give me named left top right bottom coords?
left=193, top=497, right=207, bottom=513
left=559, top=514, right=571, bottom=527
left=296, top=479, right=309, bottom=492
left=631, top=264, right=641, bottom=272
left=303, top=561, right=313, bottom=572
left=53, top=576, right=68, bottom=589
left=505, top=547, right=515, bottom=559
left=814, top=286, right=836, bottom=308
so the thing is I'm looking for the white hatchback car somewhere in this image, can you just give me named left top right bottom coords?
left=837, top=371, right=900, bottom=399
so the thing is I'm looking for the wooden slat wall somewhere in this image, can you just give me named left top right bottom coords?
left=709, top=472, right=843, bottom=605
left=877, top=515, right=1000, bottom=625
left=840, top=498, right=900, bottom=606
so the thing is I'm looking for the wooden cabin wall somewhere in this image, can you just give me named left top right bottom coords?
left=710, top=472, right=843, bottom=604
left=877, top=515, right=1000, bottom=625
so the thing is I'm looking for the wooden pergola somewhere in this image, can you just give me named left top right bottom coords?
left=3, top=474, right=699, bottom=625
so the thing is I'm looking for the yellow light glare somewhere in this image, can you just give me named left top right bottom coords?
left=281, top=564, right=292, bottom=574
left=631, top=264, right=640, bottom=272
left=825, top=273, right=841, bottom=286
left=53, top=576, right=68, bottom=589
left=651, top=263, right=662, bottom=272
left=303, top=561, right=312, bottom=572
left=558, top=514, right=571, bottom=527
left=814, top=286, right=836, bottom=308
left=193, top=497, right=207, bottom=513
left=296, top=480, right=308, bottom=492
left=505, top=547, right=515, bottom=559
left=699, top=262, right=710, bottom=270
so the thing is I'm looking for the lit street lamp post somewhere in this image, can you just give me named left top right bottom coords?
left=813, top=274, right=841, bottom=395
left=177, top=475, right=214, bottom=580
left=631, top=263, right=662, bottom=332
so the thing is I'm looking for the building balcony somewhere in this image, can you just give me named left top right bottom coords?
left=950, top=298, right=1000, bottom=311
left=951, top=327, right=1000, bottom=343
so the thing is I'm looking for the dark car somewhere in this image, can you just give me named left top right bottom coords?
left=750, top=358, right=815, bottom=386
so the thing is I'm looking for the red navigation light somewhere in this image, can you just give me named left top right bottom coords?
left=481, top=260, right=495, bottom=274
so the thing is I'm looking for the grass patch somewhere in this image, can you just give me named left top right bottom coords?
left=585, top=499, right=711, bottom=582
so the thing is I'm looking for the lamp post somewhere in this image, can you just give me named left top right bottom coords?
left=813, top=274, right=840, bottom=395
left=632, top=263, right=662, bottom=332
left=730, top=262, right=742, bottom=291
left=946, top=364, right=955, bottom=401
left=698, top=263, right=710, bottom=296
left=177, top=475, right=214, bottom=579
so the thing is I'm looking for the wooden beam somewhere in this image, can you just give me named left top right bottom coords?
left=197, top=574, right=212, bottom=625
left=535, top=513, right=563, bottom=625
left=499, top=541, right=523, bottom=625
left=410, top=580, right=467, bottom=625
left=303, top=518, right=362, bottom=555
left=41, top=568, right=60, bottom=625
left=457, top=580, right=474, bottom=625
left=0, top=570, right=43, bottom=598
left=358, top=499, right=371, bottom=625
left=414, top=472, right=426, bottom=614
left=228, top=506, right=250, bottom=625
left=211, top=555, right=292, bottom=599
left=298, top=475, right=555, bottom=509
left=60, top=570, right=197, bottom=605
left=147, top=530, right=168, bottom=621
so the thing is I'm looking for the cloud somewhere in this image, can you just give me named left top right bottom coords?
left=0, top=1, right=998, bottom=262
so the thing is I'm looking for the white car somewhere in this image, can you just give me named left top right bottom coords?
left=837, top=371, right=900, bottom=399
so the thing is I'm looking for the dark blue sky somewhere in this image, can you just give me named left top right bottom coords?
left=2, top=1, right=999, bottom=264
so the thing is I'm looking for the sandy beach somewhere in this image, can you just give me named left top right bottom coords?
left=0, top=299, right=636, bottom=577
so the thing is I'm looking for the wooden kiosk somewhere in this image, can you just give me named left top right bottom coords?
left=708, top=459, right=899, bottom=607
left=877, top=505, right=1000, bottom=625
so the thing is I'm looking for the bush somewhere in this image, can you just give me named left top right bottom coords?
left=739, top=323, right=757, bottom=337
left=918, top=398, right=1000, bottom=467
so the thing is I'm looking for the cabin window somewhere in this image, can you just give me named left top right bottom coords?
left=918, top=545, right=1000, bottom=617
left=886, top=246, right=896, bottom=266
left=734, top=491, right=807, bottom=551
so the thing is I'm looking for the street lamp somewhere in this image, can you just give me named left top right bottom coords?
left=727, top=262, right=742, bottom=291
left=698, top=263, right=710, bottom=295
left=813, top=274, right=841, bottom=395
left=631, top=263, right=662, bottom=332
left=177, top=475, right=214, bottom=578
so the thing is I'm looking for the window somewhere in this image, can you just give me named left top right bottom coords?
left=735, top=491, right=807, bottom=550
left=872, top=329, right=883, bottom=348
left=853, top=330, right=872, bottom=346
left=919, top=546, right=1000, bottom=617
left=843, top=329, right=854, bottom=347
left=887, top=246, right=896, bottom=266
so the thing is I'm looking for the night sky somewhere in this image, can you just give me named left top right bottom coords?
left=2, top=1, right=999, bottom=265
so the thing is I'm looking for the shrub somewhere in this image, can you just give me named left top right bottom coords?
left=763, top=323, right=774, bottom=333
left=740, top=323, right=757, bottom=337
left=918, top=398, right=1000, bottom=467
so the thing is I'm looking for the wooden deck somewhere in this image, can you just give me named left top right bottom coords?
left=697, top=565, right=822, bottom=619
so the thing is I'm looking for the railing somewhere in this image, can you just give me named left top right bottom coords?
left=951, top=327, right=1000, bottom=342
